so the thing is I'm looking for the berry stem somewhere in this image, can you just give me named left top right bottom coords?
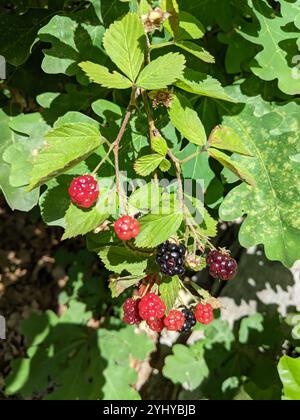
left=92, top=139, right=116, bottom=175
left=141, top=90, right=160, bottom=184
left=114, top=88, right=137, bottom=213
left=180, top=280, right=199, bottom=304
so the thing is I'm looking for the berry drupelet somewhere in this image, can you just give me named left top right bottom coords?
left=156, top=241, right=186, bottom=277
left=180, top=308, right=196, bottom=333
left=206, top=250, right=238, bottom=281
left=68, top=175, right=99, bottom=208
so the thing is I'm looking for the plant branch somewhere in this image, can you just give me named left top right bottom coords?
left=114, top=88, right=137, bottom=213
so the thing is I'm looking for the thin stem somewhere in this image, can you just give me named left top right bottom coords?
left=142, top=90, right=160, bottom=183
left=179, top=146, right=209, bottom=165
left=114, top=108, right=132, bottom=213
left=180, top=280, right=199, bottom=304
left=114, top=88, right=137, bottom=214
left=92, top=139, right=116, bottom=175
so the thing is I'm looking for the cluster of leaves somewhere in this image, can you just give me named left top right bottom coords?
left=1, top=0, right=300, bottom=400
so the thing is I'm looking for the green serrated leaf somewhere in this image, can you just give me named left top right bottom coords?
left=160, top=276, right=181, bottom=311
left=63, top=203, right=109, bottom=240
left=176, top=69, right=237, bottom=102
left=103, top=12, right=145, bottom=82
left=159, top=159, right=171, bottom=172
left=176, top=41, right=215, bottom=63
left=29, top=123, right=102, bottom=190
left=134, top=154, right=164, bottom=176
left=128, top=182, right=162, bottom=214
left=109, top=275, right=141, bottom=298
left=208, top=148, right=255, bottom=186
left=152, top=137, right=168, bottom=156
left=169, top=92, right=207, bottom=146
left=135, top=212, right=183, bottom=248
left=136, top=53, right=186, bottom=90
left=79, top=62, right=132, bottom=89
left=99, top=246, right=148, bottom=275
left=210, top=125, right=252, bottom=156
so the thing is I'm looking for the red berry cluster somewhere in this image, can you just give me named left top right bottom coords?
left=206, top=250, right=237, bottom=281
left=123, top=289, right=215, bottom=333
left=68, top=175, right=99, bottom=208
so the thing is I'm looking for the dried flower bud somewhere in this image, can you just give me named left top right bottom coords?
left=149, top=89, right=174, bottom=109
left=141, top=8, right=170, bottom=33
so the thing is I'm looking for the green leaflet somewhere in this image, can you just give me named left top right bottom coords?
left=219, top=94, right=300, bottom=267
left=29, top=123, right=103, bottom=190
left=99, top=246, right=149, bottom=275
left=79, top=62, right=132, bottom=89
left=134, top=154, right=165, bottom=176
left=169, top=92, right=207, bottom=146
left=176, top=69, right=237, bottom=102
left=103, top=13, right=145, bottom=82
left=135, top=212, right=183, bottom=248
left=159, top=276, right=181, bottom=311
left=136, top=52, right=186, bottom=90
left=208, top=148, right=255, bottom=186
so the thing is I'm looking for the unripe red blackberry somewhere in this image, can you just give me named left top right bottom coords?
left=194, top=303, right=214, bottom=325
left=207, top=250, right=237, bottom=281
left=164, top=310, right=185, bottom=331
left=114, top=215, right=140, bottom=241
left=139, top=293, right=166, bottom=321
left=147, top=317, right=164, bottom=333
left=68, top=175, right=99, bottom=208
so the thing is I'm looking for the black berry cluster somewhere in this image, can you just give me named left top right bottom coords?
left=181, top=308, right=196, bottom=333
left=156, top=241, right=186, bottom=277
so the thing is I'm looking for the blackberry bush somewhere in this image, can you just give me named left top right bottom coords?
left=1, top=0, right=299, bottom=402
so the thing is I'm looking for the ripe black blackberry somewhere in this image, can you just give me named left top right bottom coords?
left=156, top=241, right=186, bottom=277
left=180, top=308, right=196, bottom=333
